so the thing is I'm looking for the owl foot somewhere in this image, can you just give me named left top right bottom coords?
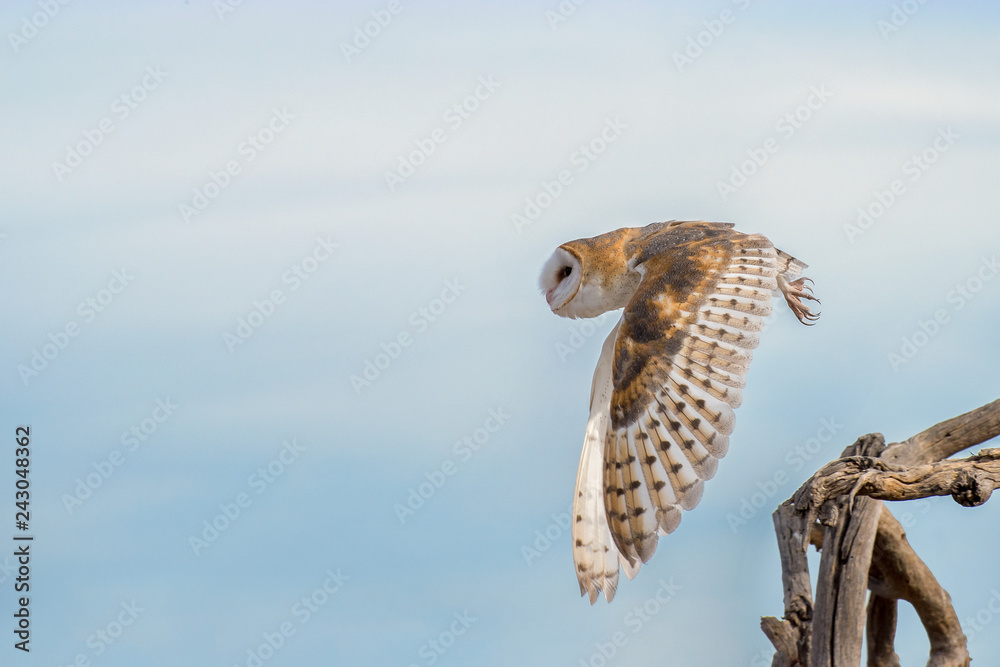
left=779, top=276, right=820, bottom=325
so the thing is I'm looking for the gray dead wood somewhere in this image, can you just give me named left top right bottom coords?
left=882, top=398, right=1000, bottom=466
left=865, top=593, right=900, bottom=667
left=869, top=508, right=969, bottom=667
left=763, top=503, right=813, bottom=666
left=808, top=435, right=885, bottom=667
left=763, top=399, right=1000, bottom=667
left=795, top=449, right=1000, bottom=516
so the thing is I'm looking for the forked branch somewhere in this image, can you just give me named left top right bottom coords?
left=763, top=398, right=1000, bottom=667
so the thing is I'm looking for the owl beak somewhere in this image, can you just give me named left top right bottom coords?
left=545, top=287, right=557, bottom=308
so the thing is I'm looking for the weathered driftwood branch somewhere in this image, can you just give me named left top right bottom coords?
left=869, top=508, right=968, bottom=666
left=763, top=399, right=1000, bottom=667
left=794, top=447, right=1000, bottom=524
left=808, top=436, right=885, bottom=667
left=882, top=398, right=1000, bottom=466
left=865, top=593, right=900, bottom=667
left=761, top=503, right=814, bottom=665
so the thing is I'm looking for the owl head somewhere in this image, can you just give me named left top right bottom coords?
left=539, top=246, right=587, bottom=317
left=539, top=230, right=641, bottom=319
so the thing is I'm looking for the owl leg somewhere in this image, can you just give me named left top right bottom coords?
left=777, top=275, right=820, bottom=325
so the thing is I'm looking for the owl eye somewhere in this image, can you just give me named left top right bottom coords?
left=561, top=266, right=573, bottom=279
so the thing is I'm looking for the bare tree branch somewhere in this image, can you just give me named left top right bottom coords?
left=865, top=593, right=900, bottom=667
left=809, top=436, right=885, bottom=667
left=767, top=502, right=813, bottom=665
left=793, top=448, right=1000, bottom=515
left=869, top=508, right=969, bottom=667
left=810, top=493, right=881, bottom=666
left=763, top=398, right=1000, bottom=666
left=882, top=398, right=1000, bottom=466
left=761, top=616, right=799, bottom=667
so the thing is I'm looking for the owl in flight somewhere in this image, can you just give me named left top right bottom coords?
left=540, top=221, right=818, bottom=604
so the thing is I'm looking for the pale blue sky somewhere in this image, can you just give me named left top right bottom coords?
left=2, top=2, right=1000, bottom=665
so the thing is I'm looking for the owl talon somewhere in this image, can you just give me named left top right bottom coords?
left=779, top=276, right=821, bottom=325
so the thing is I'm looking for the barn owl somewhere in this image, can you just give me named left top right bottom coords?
left=539, top=221, right=818, bottom=604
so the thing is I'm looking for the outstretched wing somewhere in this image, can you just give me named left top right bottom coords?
left=604, top=225, right=788, bottom=586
